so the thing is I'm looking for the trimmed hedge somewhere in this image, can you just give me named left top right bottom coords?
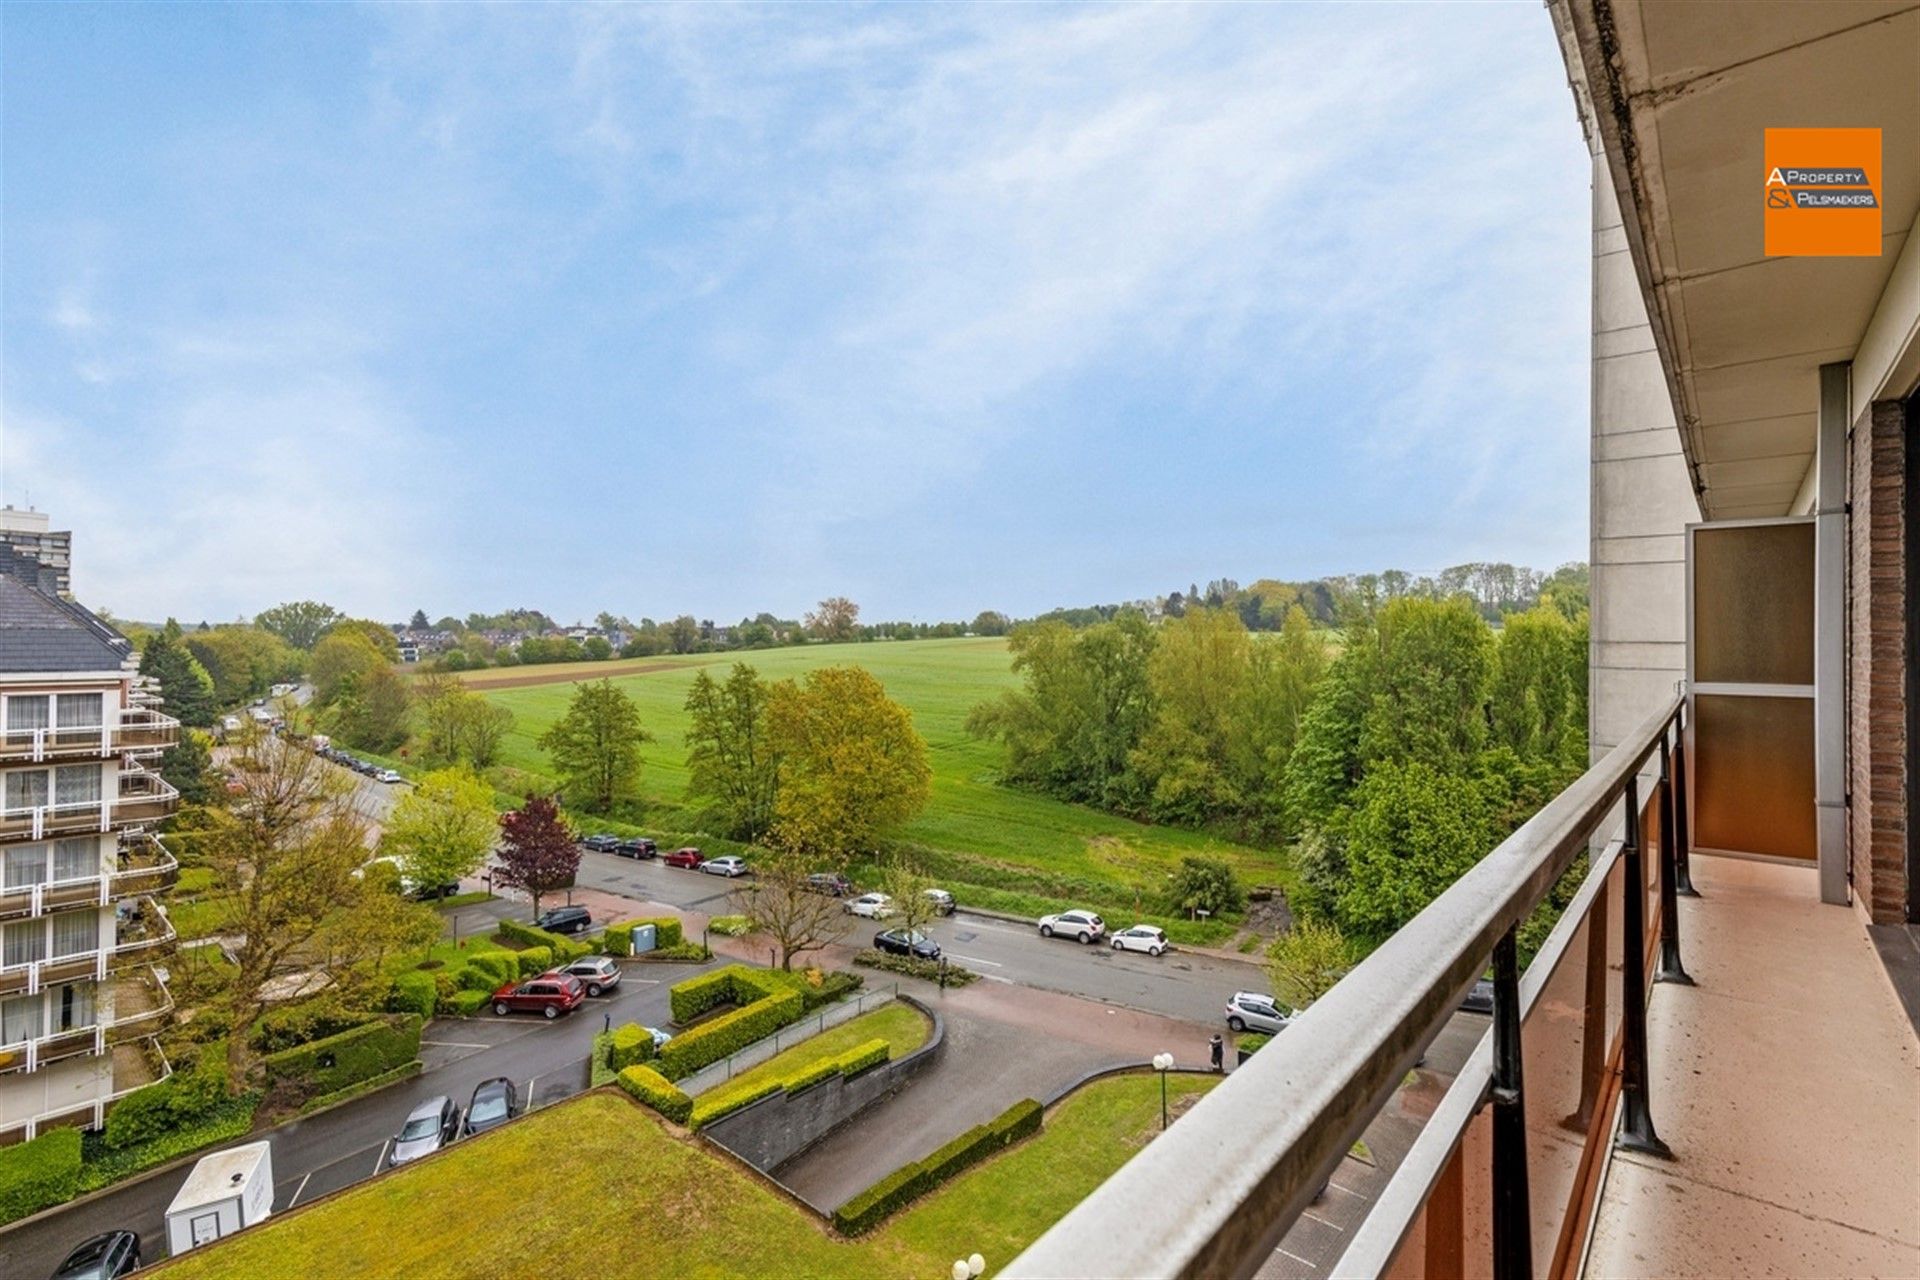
left=590, top=1032, right=617, bottom=1088
left=514, top=945, right=554, bottom=978
left=691, top=1037, right=893, bottom=1130
left=852, top=950, right=979, bottom=986
left=616, top=1065, right=692, bottom=1126
left=646, top=942, right=712, bottom=963
left=669, top=965, right=752, bottom=1024
left=301, top=1061, right=422, bottom=1114
left=658, top=988, right=803, bottom=1080
left=262, top=1014, right=422, bottom=1097
left=0, top=1128, right=81, bottom=1225
left=76, top=1095, right=258, bottom=1196
left=104, top=1042, right=230, bottom=1150
left=797, top=969, right=863, bottom=1013
left=497, top=919, right=594, bottom=963
left=603, top=915, right=688, bottom=956
left=608, top=1023, right=655, bottom=1072
left=461, top=951, right=518, bottom=989
left=444, top=989, right=491, bottom=1017
left=387, top=971, right=438, bottom=1022
left=833, top=1097, right=1043, bottom=1235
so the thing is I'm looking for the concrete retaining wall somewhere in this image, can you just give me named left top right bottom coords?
left=702, top=995, right=945, bottom=1174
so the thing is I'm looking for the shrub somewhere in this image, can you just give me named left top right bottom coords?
left=1165, top=855, right=1247, bottom=918
left=797, top=969, right=862, bottom=1013
left=104, top=1043, right=230, bottom=1150
left=0, top=1128, right=82, bottom=1224
left=261, top=1014, right=422, bottom=1098
left=444, top=990, right=491, bottom=1017
left=463, top=951, right=519, bottom=987
left=616, top=1065, right=692, bottom=1125
left=851, top=950, right=978, bottom=986
left=608, top=1023, right=655, bottom=1072
left=386, top=971, right=437, bottom=1022
left=669, top=966, right=744, bottom=1024
left=590, top=1033, right=617, bottom=1088
left=1237, top=1033, right=1272, bottom=1057
left=647, top=942, right=711, bottom=962
left=708, top=914, right=752, bottom=937
left=251, top=1003, right=374, bottom=1054
left=657, top=988, right=803, bottom=1080
left=515, top=946, right=554, bottom=977
left=76, top=1095, right=258, bottom=1196
left=496, top=918, right=591, bottom=962
left=833, top=1097, right=1043, bottom=1235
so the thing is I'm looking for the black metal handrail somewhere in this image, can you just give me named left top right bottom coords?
left=1006, top=693, right=1688, bottom=1280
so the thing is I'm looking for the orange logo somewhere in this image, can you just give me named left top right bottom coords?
left=1764, top=128, right=1881, bottom=257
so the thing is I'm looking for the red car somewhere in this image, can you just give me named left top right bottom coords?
left=663, top=847, right=704, bottom=870
left=490, top=974, right=586, bottom=1019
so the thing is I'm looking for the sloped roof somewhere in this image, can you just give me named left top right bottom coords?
left=0, top=575, right=131, bottom=674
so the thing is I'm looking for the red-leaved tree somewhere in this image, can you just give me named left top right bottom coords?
left=495, top=794, right=581, bottom=921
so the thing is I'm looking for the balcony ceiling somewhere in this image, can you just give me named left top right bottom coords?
left=1569, top=1, right=1920, bottom=518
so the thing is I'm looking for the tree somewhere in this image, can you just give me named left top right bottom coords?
left=459, top=701, right=514, bottom=768
left=311, top=629, right=386, bottom=705
left=157, top=728, right=218, bottom=806
left=328, top=665, right=411, bottom=752
left=1338, top=760, right=1499, bottom=938
left=582, top=636, right=613, bottom=661
left=494, top=794, right=580, bottom=920
left=665, top=616, right=699, bottom=655
left=971, top=610, right=1011, bottom=637
left=882, top=859, right=940, bottom=940
left=380, top=767, right=496, bottom=897
left=138, top=625, right=216, bottom=728
left=733, top=851, right=848, bottom=970
left=1489, top=605, right=1582, bottom=769
left=1165, top=855, right=1246, bottom=918
left=538, top=679, right=652, bottom=813
left=804, top=597, right=860, bottom=643
left=1266, top=919, right=1352, bottom=1009
left=190, top=736, right=427, bottom=1088
left=683, top=665, right=781, bottom=840
left=409, top=609, right=430, bottom=631
left=254, top=600, right=342, bottom=650
left=326, top=618, right=401, bottom=662
left=185, top=627, right=302, bottom=705
left=767, top=667, right=931, bottom=856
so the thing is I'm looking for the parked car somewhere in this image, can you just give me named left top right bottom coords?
left=375, top=769, right=403, bottom=784
left=806, top=872, right=854, bottom=897
left=49, top=1231, right=141, bottom=1280
left=873, top=928, right=941, bottom=960
left=556, top=955, right=621, bottom=996
left=923, top=888, right=956, bottom=916
left=389, top=1095, right=461, bottom=1167
left=844, top=892, right=894, bottom=919
left=1038, top=909, right=1106, bottom=944
left=1225, top=991, right=1291, bottom=1034
left=646, top=1026, right=673, bottom=1051
left=464, top=1077, right=520, bottom=1136
left=1110, top=924, right=1168, bottom=956
left=663, top=847, right=704, bottom=870
left=490, top=974, right=586, bottom=1019
left=699, top=855, right=749, bottom=877
left=580, top=833, right=622, bottom=853
left=534, top=904, right=592, bottom=935
left=1458, top=978, right=1496, bottom=1015
left=614, top=838, right=658, bottom=859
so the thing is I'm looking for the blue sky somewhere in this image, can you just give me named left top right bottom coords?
left=2, top=4, right=1592, bottom=626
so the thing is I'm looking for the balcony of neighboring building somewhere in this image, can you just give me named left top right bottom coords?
left=0, top=897, right=176, bottom=1000
left=0, top=964, right=172, bottom=1078
left=0, top=707, right=180, bottom=765
left=0, top=761, right=179, bottom=843
left=0, top=833, right=179, bottom=923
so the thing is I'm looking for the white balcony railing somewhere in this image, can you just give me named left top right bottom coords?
left=0, top=708, right=181, bottom=763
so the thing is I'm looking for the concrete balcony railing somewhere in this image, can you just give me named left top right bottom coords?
left=0, top=965, right=173, bottom=1077
left=1008, top=695, right=1698, bottom=1280
left=0, top=834, right=180, bottom=923
left=0, top=901, right=177, bottom=1000
left=0, top=709, right=181, bottom=764
left=0, top=767, right=180, bottom=843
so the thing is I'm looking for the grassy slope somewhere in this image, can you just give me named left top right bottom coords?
left=462, top=638, right=1289, bottom=942
left=158, top=1074, right=1220, bottom=1279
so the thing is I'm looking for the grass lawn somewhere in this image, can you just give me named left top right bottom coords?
left=702, top=1002, right=929, bottom=1099
left=455, top=638, right=1290, bottom=943
left=157, top=1072, right=1217, bottom=1279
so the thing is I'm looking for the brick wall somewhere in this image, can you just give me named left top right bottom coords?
left=1847, top=398, right=1909, bottom=924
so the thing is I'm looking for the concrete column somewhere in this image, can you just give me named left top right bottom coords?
left=1814, top=363, right=1849, bottom=904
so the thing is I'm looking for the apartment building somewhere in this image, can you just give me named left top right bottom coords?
left=1008, top=7, right=1917, bottom=1278
left=0, top=548, right=180, bottom=1143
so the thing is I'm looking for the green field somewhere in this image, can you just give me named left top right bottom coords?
left=158, top=1074, right=1220, bottom=1279
left=458, top=639, right=1288, bottom=943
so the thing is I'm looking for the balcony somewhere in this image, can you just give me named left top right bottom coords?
left=0, top=767, right=179, bottom=844
left=0, top=834, right=180, bottom=923
left=1004, top=696, right=1919, bottom=1279
left=0, top=709, right=181, bottom=764
left=0, top=965, right=173, bottom=1076
left=0, top=899, right=177, bottom=999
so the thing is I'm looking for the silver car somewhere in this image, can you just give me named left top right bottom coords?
left=557, top=955, right=621, bottom=996
left=390, top=1095, right=460, bottom=1167
left=1225, top=991, right=1291, bottom=1035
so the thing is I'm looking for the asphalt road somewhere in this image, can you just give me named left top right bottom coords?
left=0, top=957, right=714, bottom=1276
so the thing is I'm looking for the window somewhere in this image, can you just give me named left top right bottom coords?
left=5, top=697, right=48, bottom=734
left=54, top=765, right=102, bottom=808
left=50, top=983, right=93, bottom=1033
left=3, top=921, right=45, bottom=969
left=54, top=693, right=103, bottom=730
left=4, top=770, right=48, bottom=813
left=0, top=995, right=40, bottom=1046
left=50, top=911, right=98, bottom=959
left=51, top=838, right=95, bottom=883
left=3, top=845, right=47, bottom=890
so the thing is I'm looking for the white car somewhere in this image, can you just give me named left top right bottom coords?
left=699, top=856, right=749, bottom=877
left=1110, top=924, right=1168, bottom=956
left=1038, top=909, right=1106, bottom=944
left=376, top=769, right=403, bottom=784
left=844, top=892, right=894, bottom=919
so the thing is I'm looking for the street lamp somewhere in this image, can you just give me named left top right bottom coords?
left=950, top=1254, right=986, bottom=1280
left=1152, top=1052, right=1175, bottom=1130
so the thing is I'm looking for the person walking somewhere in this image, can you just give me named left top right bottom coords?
left=1209, top=1033, right=1225, bottom=1073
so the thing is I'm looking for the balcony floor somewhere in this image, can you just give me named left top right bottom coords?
left=1586, top=856, right=1920, bottom=1278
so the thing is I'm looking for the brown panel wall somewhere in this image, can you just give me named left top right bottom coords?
left=1848, top=398, right=1910, bottom=925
